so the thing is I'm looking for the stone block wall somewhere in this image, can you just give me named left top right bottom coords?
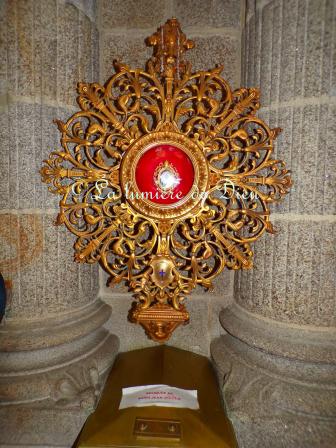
left=97, top=0, right=244, bottom=357
left=0, top=1, right=335, bottom=447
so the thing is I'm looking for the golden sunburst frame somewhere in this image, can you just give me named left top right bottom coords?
left=41, top=18, right=292, bottom=342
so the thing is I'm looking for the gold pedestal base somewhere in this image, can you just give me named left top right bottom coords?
left=74, top=346, right=237, bottom=448
left=130, top=303, right=190, bottom=342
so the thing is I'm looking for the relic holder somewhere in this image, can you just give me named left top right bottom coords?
left=41, top=18, right=292, bottom=342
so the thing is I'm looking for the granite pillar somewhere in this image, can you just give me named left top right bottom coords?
left=211, top=1, right=336, bottom=447
left=0, top=1, right=118, bottom=446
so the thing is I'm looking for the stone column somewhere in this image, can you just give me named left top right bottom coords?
left=0, top=1, right=118, bottom=446
left=211, top=1, right=336, bottom=447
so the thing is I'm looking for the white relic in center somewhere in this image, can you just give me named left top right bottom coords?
left=159, top=169, right=180, bottom=190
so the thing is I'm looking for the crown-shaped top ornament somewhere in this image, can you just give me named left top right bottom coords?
left=41, top=19, right=292, bottom=342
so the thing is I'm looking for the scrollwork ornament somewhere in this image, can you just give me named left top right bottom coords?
left=41, top=18, right=292, bottom=342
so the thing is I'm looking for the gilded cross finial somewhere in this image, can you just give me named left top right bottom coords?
left=146, top=18, right=194, bottom=79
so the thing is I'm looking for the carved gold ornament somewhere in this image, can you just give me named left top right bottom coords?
left=41, top=18, right=292, bottom=342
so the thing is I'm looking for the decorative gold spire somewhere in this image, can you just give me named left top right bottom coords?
left=146, top=18, right=194, bottom=79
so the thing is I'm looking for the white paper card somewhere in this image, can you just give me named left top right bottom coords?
left=119, top=384, right=199, bottom=410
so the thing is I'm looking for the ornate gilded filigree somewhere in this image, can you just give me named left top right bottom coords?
left=41, top=18, right=292, bottom=342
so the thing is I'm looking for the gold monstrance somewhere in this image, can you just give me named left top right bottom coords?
left=41, top=18, right=292, bottom=342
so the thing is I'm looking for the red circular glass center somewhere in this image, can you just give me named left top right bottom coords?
left=135, top=144, right=194, bottom=205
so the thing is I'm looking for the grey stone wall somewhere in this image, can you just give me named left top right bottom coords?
left=97, top=0, right=244, bottom=357
left=212, top=1, right=336, bottom=447
left=1, top=1, right=335, bottom=447
left=0, top=0, right=100, bottom=318
left=237, top=0, right=336, bottom=326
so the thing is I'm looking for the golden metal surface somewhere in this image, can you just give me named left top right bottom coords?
left=74, top=346, right=238, bottom=448
left=120, top=131, right=209, bottom=219
left=146, top=17, right=194, bottom=79
left=41, top=18, right=292, bottom=342
left=133, top=418, right=181, bottom=441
